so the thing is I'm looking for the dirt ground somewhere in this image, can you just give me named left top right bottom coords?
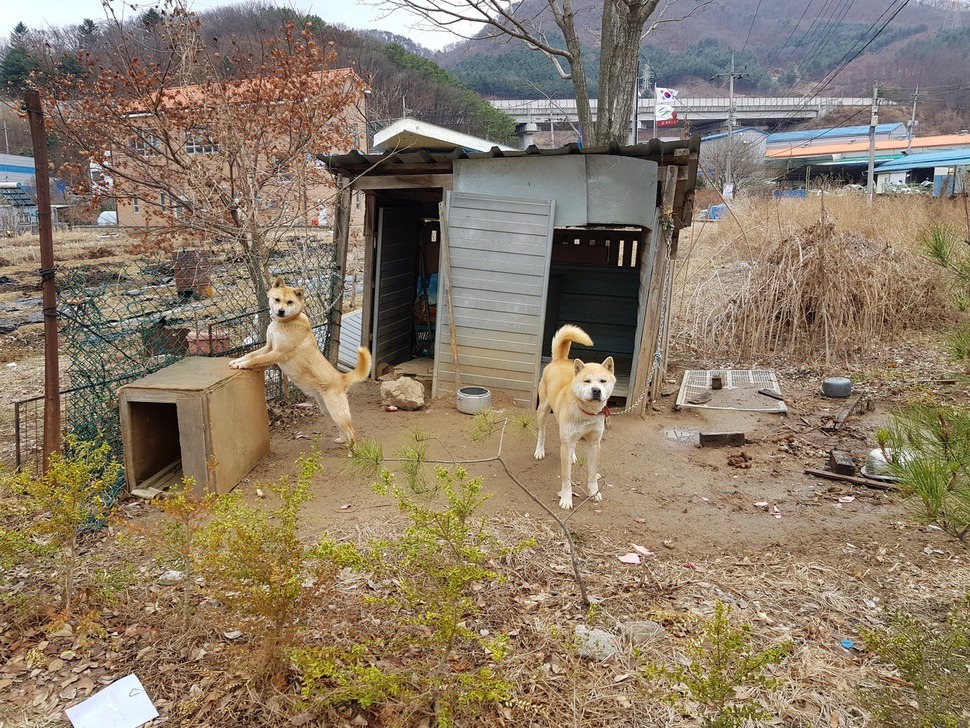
left=245, top=348, right=965, bottom=565
left=2, top=220, right=969, bottom=727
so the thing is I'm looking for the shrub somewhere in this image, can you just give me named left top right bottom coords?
left=1, top=435, right=122, bottom=611
left=860, top=595, right=970, bottom=727
left=920, top=222, right=970, bottom=300
left=194, top=451, right=333, bottom=682
left=884, top=403, right=970, bottom=541
left=151, top=477, right=215, bottom=623
left=295, top=466, right=518, bottom=726
left=641, top=601, right=792, bottom=728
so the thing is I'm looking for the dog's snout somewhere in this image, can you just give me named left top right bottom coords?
left=277, top=308, right=286, bottom=317
left=591, top=387, right=601, bottom=400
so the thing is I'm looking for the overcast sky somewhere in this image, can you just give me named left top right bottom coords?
left=1, top=0, right=460, bottom=50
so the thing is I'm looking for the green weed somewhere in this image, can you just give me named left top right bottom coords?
left=1, top=435, right=122, bottom=611
left=860, top=594, right=970, bottom=727
left=641, top=601, right=792, bottom=728
left=884, top=404, right=970, bottom=541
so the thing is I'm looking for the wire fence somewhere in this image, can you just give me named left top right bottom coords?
left=12, top=235, right=339, bottom=482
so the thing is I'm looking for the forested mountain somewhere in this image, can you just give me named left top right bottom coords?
left=436, top=0, right=966, bottom=99
left=0, top=3, right=517, bottom=150
left=2, top=0, right=968, bottom=149
left=430, top=0, right=969, bottom=131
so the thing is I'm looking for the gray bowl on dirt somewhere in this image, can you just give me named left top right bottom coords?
left=821, top=376, right=852, bottom=398
left=456, top=386, right=491, bottom=415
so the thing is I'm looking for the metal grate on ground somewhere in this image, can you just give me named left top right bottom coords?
left=676, top=369, right=787, bottom=414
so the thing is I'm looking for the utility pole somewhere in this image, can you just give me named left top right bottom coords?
left=711, top=53, right=743, bottom=198
left=906, top=84, right=919, bottom=153
left=866, top=82, right=879, bottom=204
left=725, top=53, right=736, bottom=198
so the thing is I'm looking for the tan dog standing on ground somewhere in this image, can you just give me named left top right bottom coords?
left=534, top=324, right=616, bottom=509
left=229, top=276, right=372, bottom=446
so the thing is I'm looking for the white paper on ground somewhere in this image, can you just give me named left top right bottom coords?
left=65, top=674, right=159, bottom=728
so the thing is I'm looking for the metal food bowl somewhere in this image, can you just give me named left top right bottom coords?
left=456, top=386, right=491, bottom=415
left=821, top=376, right=852, bottom=398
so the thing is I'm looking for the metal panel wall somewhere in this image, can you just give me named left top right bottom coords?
left=433, top=192, right=555, bottom=401
left=373, top=207, right=417, bottom=374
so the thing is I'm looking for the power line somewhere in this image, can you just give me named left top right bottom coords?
left=772, top=0, right=913, bottom=130
left=740, top=0, right=764, bottom=56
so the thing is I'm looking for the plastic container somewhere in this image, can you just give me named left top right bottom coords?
left=456, top=386, right=491, bottom=415
left=821, top=376, right=852, bottom=398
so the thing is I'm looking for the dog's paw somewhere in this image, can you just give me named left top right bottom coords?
left=588, top=485, right=603, bottom=502
left=228, top=358, right=247, bottom=369
left=558, top=491, right=574, bottom=510
left=534, top=444, right=545, bottom=460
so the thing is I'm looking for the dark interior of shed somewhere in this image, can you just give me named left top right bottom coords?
left=542, top=226, right=649, bottom=398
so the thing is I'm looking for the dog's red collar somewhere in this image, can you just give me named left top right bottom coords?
left=578, top=404, right=609, bottom=417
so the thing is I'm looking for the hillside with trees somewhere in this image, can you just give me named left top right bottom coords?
left=0, top=3, right=517, bottom=148
left=429, top=0, right=969, bottom=133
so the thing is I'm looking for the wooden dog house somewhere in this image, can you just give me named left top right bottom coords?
left=322, top=138, right=700, bottom=413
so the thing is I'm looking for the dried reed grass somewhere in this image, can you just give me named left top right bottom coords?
left=676, top=195, right=962, bottom=365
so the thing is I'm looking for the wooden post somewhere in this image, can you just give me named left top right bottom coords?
left=632, top=165, right=679, bottom=416
left=360, top=191, right=376, bottom=373
left=25, top=90, right=60, bottom=469
left=327, top=180, right=352, bottom=364
left=438, top=200, right=461, bottom=392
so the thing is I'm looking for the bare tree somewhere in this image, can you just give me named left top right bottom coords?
left=375, top=0, right=712, bottom=145
left=48, top=2, right=366, bottom=316
left=700, top=135, right=766, bottom=195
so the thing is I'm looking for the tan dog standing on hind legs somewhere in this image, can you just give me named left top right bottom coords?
left=534, top=324, right=616, bottom=510
left=229, top=276, right=371, bottom=446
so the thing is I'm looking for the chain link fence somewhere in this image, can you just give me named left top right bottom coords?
left=14, top=235, right=339, bottom=483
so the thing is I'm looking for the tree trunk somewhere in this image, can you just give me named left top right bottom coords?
left=595, top=1, right=646, bottom=145
left=244, top=229, right=271, bottom=339
left=555, top=2, right=595, bottom=146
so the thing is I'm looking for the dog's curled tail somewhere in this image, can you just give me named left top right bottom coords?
left=550, top=324, right=593, bottom=361
left=342, top=347, right=372, bottom=386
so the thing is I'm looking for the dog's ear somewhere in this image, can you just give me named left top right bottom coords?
left=573, top=358, right=586, bottom=374
left=602, top=356, right=615, bottom=374
left=292, top=287, right=304, bottom=299
left=271, top=275, right=285, bottom=288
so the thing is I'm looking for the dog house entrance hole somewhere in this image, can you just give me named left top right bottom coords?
left=126, top=400, right=183, bottom=490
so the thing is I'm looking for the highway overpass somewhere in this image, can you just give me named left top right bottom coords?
left=489, top=97, right=880, bottom=135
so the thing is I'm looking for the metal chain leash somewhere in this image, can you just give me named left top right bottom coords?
left=611, top=225, right=673, bottom=418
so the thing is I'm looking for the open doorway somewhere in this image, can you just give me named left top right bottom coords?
left=542, top=226, right=647, bottom=399
left=370, top=197, right=443, bottom=383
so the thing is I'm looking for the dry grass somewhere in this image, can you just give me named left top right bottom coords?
left=0, top=229, right=130, bottom=268
left=3, top=503, right=969, bottom=728
left=674, top=194, right=969, bottom=366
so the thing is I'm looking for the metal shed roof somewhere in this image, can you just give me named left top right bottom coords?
left=767, top=123, right=905, bottom=144
left=320, top=137, right=700, bottom=178
left=320, top=137, right=700, bottom=235
left=373, top=118, right=518, bottom=153
left=875, top=149, right=970, bottom=173
left=0, top=184, right=36, bottom=207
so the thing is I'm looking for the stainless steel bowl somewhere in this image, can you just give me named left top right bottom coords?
left=456, top=386, right=491, bottom=415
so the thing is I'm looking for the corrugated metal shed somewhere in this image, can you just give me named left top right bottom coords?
left=767, top=123, right=906, bottom=145
left=321, top=138, right=700, bottom=237
left=874, top=149, right=970, bottom=173
left=322, top=137, right=700, bottom=411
